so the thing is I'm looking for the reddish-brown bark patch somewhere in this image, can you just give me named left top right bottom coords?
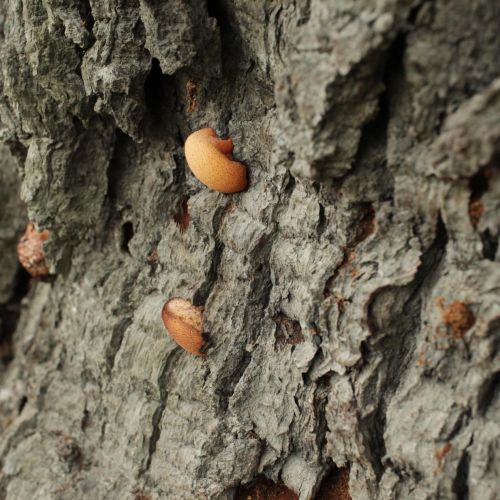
left=173, top=195, right=190, bottom=233
left=442, top=300, right=475, bottom=339
left=350, top=203, right=376, bottom=247
left=147, top=249, right=158, bottom=264
left=435, top=443, right=452, bottom=469
left=235, top=477, right=298, bottom=500
left=273, top=313, right=304, bottom=349
left=468, top=199, right=484, bottom=228
left=468, top=167, right=491, bottom=227
left=316, top=467, right=351, bottom=500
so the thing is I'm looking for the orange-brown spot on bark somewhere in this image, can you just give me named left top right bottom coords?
left=273, top=313, right=304, bottom=349
left=186, top=80, right=197, bottom=112
left=173, top=196, right=190, bottom=233
left=316, top=467, right=351, bottom=500
left=147, top=249, right=159, bottom=264
left=17, top=222, right=50, bottom=277
left=468, top=199, right=484, bottom=228
left=235, top=477, right=298, bottom=500
left=435, top=443, right=452, bottom=469
left=442, top=300, right=475, bottom=339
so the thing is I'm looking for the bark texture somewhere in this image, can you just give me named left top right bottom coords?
left=0, top=0, right=499, bottom=499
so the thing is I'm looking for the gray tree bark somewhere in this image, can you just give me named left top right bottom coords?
left=0, top=0, right=499, bottom=499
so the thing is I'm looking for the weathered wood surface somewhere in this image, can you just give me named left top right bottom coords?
left=0, top=1, right=499, bottom=498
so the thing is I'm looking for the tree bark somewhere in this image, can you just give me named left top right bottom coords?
left=0, top=0, right=499, bottom=499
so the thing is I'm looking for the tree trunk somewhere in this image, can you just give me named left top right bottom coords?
left=0, top=0, right=499, bottom=498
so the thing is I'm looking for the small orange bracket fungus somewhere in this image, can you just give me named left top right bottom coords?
left=184, top=128, right=247, bottom=193
left=161, top=298, right=207, bottom=356
left=17, top=222, right=50, bottom=277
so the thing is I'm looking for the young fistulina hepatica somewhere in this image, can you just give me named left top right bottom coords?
left=184, top=128, right=248, bottom=193
left=161, top=298, right=207, bottom=356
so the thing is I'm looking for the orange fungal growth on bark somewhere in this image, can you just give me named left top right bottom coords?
left=17, top=222, right=50, bottom=277
left=184, top=128, right=247, bottom=193
left=161, top=298, right=206, bottom=356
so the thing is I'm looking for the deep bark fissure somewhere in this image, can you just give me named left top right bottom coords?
left=142, top=348, right=182, bottom=478
left=0, top=266, right=30, bottom=366
left=452, top=440, right=472, bottom=500
left=360, top=216, right=448, bottom=477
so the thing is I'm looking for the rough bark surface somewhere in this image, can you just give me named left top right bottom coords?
left=0, top=0, right=499, bottom=499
